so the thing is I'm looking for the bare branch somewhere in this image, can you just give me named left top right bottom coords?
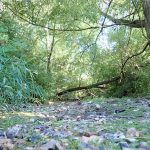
left=57, top=76, right=120, bottom=96
left=121, top=40, right=150, bottom=75
left=95, top=0, right=113, bottom=43
left=57, top=41, right=150, bottom=96
left=47, top=23, right=56, bottom=72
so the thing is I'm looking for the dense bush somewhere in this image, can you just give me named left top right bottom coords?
left=107, top=68, right=150, bottom=98
left=0, top=54, right=46, bottom=103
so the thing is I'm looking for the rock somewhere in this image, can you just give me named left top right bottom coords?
left=119, top=142, right=129, bottom=150
left=24, top=147, right=35, bottom=150
left=14, top=139, right=26, bottom=145
left=6, top=125, right=23, bottom=139
left=79, top=141, right=94, bottom=150
left=137, top=142, right=150, bottom=150
left=95, top=104, right=101, bottom=110
left=126, top=128, right=140, bottom=137
left=79, top=131, right=97, bottom=137
left=101, top=133, right=114, bottom=140
left=37, top=139, right=64, bottom=150
left=138, top=146, right=150, bottom=150
left=34, top=125, right=48, bottom=131
left=76, top=115, right=82, bottom=121
left=0, top=139, right=16, bottom=150
left=127, top=99, right=131, bottom=103
left=43, top=128, right=56, bottom=137
left=43, top=128, right=72, bottom=139
left=0, top=130, right=5, bottom=138
left=113, top=131, right=125, bottom=141
left=82, top=135, right=104, bottom=143
left=127, top=121, right=133, bottom=124
left=125, top=138, right=137, bottom=143
left=29, top=118, right=35, bottom=122
left=87, top=101, right=92, bottom=104
left=78, top=129, right=85, bottom=136
left=22, top=105, right=27, bottom=108
left=27, top=135, right=41, bottom=143
left=57, top=116, right=64, bottom=121
left=138, top=142, right=149, bottom=147
left=115, top=109, right=126, bottom=113
left=79, top=141, right=105, bottom=150
left=55, top=131, right=72, bottom=138
left=42, top=115, right=57, bottom=122
left=77, top=101, right=82, bottom=105
left=94, top=117, right=100, bottom=121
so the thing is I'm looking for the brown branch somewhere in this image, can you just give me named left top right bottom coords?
left=121, top=40, right=150, bottom=75
left=47, top=23, right=56, bottom=72
left=5, top=2, right=145, bottom=32
left=5, top=4, right=100, bottom=31
left=142, top=0, right=150, bottom=40
left=57, top=41, right=150, bottom=96
left=80, top=0, right=114, bottom=60
left=57, top=76, right=120, bottom=96
left=95, top=0, right=113, bottom=42
left=100, top=10, right=145, bottom=28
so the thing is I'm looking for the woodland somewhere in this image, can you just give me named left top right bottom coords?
left=0, top=0, right=150, bottom=102
left=0, top=0, right=150, bottom=149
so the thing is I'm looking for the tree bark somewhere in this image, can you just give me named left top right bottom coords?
left=100, top=10, right=145, bottom=28
left=57, top=76, right=120, bottom=96
left=142, top=0, right=150, bottom=40
left=46, top=24, right=56, bottom=73
left=57, top=41, right=150, bottom=96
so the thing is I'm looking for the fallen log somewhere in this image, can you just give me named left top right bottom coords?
left=57, top=76, right=120, bottom=96
left=57, top=41, right=150, bottom=96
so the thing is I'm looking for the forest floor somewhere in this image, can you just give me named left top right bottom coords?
left=0, top=98, right=150, bottom=150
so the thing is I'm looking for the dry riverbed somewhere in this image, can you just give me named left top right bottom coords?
left=0, top=98, right=150, bottom=150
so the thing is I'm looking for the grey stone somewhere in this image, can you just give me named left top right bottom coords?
left=27, top=135, right=41, bottom=143
left=38, top=139, right=64, bottom=150
left=34, top=125, right=48, bottom=131
left=6, top=125, right=23, bottom=139
left=119, top=142, right=129, bottom=150
left=0, top=130, right=5, bottom=138
left=79, top=141, right=94, bottom=150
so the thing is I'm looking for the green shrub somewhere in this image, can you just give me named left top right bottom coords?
left=0, top=54, right=46, bottom=103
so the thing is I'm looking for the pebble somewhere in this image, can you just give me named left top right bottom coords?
left=38, top=139, right=64, bottom=150
left=27, top=135, right=41, bottom=143
left=0, top=130, right=5, bottom=138
left=119, top=142, right=129, bottom=150
left=6, top=125, right=23, bottom=139
left=0, top=100, right=149, bottom=149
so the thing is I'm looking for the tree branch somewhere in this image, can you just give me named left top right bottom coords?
left=95, top=0, right=113, bottom=42
left=121, top=40, right=150, bottom=75
left=57, top=41, right=150, bottom=96
left=47, top=23, right=56, bottom=72
left=5, top=2, right=145, bottom=32
left=100, top=10, right=145, bottom=28
left=57, top=76, right=120, bottom=96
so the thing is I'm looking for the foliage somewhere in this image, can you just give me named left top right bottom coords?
left=0, top=54, right=46, bottom=103
left=0, top=0, right=150, bottom=102
left=0, top=12, right=46, bottom=103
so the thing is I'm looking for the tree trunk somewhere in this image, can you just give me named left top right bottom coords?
left=57, top=76, right=120, bottom=96
left=142, top=0, right=150, bottom=40
left=46, top=24, right=56, bottom=73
